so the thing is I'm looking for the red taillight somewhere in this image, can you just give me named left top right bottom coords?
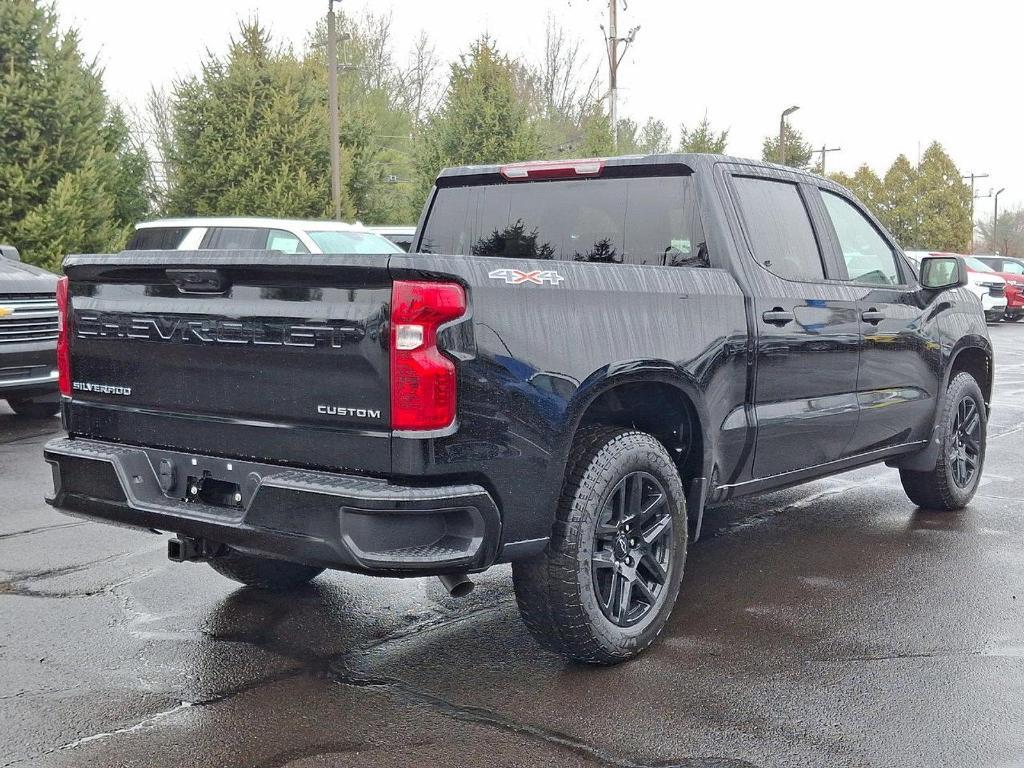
left=390, top=280, right=466, bottom=431
left=499, top=158, right=605, bottom=181
left=56, top=276, right=71, bottom=397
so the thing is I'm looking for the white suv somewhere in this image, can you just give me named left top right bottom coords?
left=904, top=251, right=1007, bottom=322
left=126, top=217, right=403, bottom=255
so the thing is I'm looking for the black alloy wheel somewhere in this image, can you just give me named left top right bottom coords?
left=591, top=471, right=673, bottom=628
left=948, top=395, right=982, bottom=489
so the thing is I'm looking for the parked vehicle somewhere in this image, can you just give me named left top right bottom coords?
left=905, top=251, right=1007, bottom=322
left=0, top=245, right=60, bottom=418
left=45, top=155, right=993, bottom=664
left=973, top=255, right=1024, bottom=322
left=127, top=217, right=404, bottom=255
left=365, top=226, right=416, bottom=252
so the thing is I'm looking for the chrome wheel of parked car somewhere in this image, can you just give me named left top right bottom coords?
left=591, top=471, right=674, bottom=628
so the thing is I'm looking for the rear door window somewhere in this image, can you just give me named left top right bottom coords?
left=125, top=227, right=189, bottom=250
left=200, top=227, right=269, bottom=250
left=419, top=175, right=707, bottom=267
left=265, top=229, right=309, bottom=254
left=731, top=176, right=825, bottom=282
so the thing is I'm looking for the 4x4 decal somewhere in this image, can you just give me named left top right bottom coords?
left=488, top=268, right=565, bottom=285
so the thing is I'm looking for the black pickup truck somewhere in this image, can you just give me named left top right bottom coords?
left=45, top=155, right=992, bottom=664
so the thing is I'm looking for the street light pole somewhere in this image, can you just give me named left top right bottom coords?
left=779, top=105, right=799, bottom=165
left=994, top=188, right=1006, bottom=253
left=327, top=0, right=342, bottom=220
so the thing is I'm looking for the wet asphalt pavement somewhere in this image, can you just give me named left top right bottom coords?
left=2, top=326, right=1023, bottom=768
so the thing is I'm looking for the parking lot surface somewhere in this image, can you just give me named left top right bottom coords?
left=2, top=325, right=1022, bottom=768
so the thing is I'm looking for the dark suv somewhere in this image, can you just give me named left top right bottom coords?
left=0, top=245, right=59, bottom=417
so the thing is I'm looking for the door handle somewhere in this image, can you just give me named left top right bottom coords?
left=861, top=308, right=885, bottom=324
left=762, top=308, right=794, bottom=326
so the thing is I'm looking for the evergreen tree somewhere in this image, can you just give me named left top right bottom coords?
left=913, top=142, right=971, bottom=252
left=762, top=124, right=813, bottom=169
left=842, top=165, right=885, bottom=220
left=636, top=118, right=672, bottom=154
left=415, top=38, right=540, bottom=198
left=678, top=116, right=729, bottom=154
left=881, top=155, right=918, bottom=246
left=163, top=21, right=345, bottom=219
left=578, top=108, right=615, bottom=156
left=0, top=0, right=148, bottom=270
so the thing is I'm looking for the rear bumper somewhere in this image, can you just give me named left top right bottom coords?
left=44, top=437, right=501, bottom=576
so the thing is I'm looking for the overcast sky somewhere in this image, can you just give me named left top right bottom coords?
left=55, top=0, right=1022, bottom=213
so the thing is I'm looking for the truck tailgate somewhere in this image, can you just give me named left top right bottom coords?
left=62, top=251, right=393, bottom=473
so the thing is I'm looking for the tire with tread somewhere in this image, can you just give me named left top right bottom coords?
left=209, top=548, right=323, bottom=590
left=6, top=397, right=59, bottom=418
left=512, top=426, right=687, bottom=664
left=900, top=371, right=986, bottom=510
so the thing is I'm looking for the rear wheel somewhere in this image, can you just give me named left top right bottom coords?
left=512, top=426, right=687, bottom=665
left=900, top=372, right=986, bottom=510
left=1005, top=313, right=1023, bottom=323
left=5, top=397, right=59, bottom=418
left=208, top=548, right=323, bottom=590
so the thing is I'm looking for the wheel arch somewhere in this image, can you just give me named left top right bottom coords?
left=889, top=338, right=993, bottom=472
left=563, top=361, right=711, bottom=498
left=945, top=340, right=993, bottom=409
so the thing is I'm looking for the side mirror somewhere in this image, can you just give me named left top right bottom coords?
left=920, top=255, right=968, bottom=290
left=0, top=244, right=21, bottom=262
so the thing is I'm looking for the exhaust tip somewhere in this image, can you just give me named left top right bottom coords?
left=438, top=573, right=474, bottom=598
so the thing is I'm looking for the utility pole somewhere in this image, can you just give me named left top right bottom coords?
left=963, top=172, right=989, bottom=250
left=778, top=105, right=799, bottom=165
left=327, top=0, right=342, bottom=220
left=994, top=188, right=1006, bottom=253
left=815, top=144, right=841, bottom=175
left=602, top=1, right=638, bottom=153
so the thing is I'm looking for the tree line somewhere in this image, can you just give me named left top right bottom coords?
left=0, top=0, right=1011, bottom=270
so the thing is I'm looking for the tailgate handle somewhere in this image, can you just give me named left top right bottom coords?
left=167, top=269, right=229, bottom=294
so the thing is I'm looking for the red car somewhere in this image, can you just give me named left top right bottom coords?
left=975, top=255, right=1024, bottom=322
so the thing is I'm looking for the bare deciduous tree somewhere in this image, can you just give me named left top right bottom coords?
left=538, top=13, right=600, bottom=125
left=396, top=30, right=442, bottom=125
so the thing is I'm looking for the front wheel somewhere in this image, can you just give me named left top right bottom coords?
left=900, top=372, right=986, bottom=510
left=208, top=548, right=323, bottom=590
left=512, top=427, right=687, bottom=665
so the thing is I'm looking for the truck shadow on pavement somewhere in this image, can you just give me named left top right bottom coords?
left=192, top=576, right=765, bottom=768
